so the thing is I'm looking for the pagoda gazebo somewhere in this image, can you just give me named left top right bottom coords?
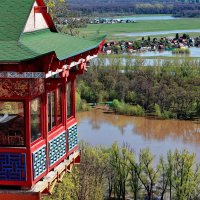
left=0, top=0, right=104, bottom=198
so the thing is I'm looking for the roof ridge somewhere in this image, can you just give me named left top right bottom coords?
left=20, top=29, right=51, bottom=38
left=0, top=0, right=35, bottom=42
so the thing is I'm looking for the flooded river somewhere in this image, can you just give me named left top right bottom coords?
left=114, top=15, right=177, bottom=21
left=92, top=47, right=200, bottom=67
left=77, top=109, right=200, bottom=161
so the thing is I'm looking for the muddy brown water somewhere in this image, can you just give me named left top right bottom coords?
left=77, top=109, right=200, bottom=161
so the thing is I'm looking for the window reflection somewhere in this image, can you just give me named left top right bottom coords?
left=31, top=98, right=42, bottom=142
left=0, top=101, right=25, bottom=146
left=48, top=92, right=56, bottom=132
left=48, top=93, right=51, bottom=132
left=57, top=87, right=62, bottom=124
left=67, top=81, right=72, bottom=119
left=52, top=92, right=56, bottom=127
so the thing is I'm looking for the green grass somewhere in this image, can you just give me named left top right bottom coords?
left=79, top=18, right=200, bottom=40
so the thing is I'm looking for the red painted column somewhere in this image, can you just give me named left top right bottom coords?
left=25, top=99, right=34, bottom=187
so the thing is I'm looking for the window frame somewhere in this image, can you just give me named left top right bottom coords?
left=47, top=86, right=63, bottom=134
left=66, top=79, right=75, bottom=121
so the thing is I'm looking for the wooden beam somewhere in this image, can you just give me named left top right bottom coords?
left=0, top=192, right=41, bottom=200
left=34, top=6, right=47, bottom=14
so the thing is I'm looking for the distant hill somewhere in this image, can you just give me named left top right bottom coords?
left=68, top=0, right=200, bottom=17
left=69, top=0, right=200, bottom=4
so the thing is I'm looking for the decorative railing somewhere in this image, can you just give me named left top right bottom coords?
left=32, top=145, right=46, bottom=180
left=48, top=131, right=66, bottom=166
left=68, top=124, right=78, bottom=151
left=0, top=153, right=26, bottom=181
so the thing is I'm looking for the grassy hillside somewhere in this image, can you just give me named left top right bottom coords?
left=79, top=18, right=200, bottom=40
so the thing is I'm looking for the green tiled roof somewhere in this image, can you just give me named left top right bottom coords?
left=0, top=0, right=105, bottom=63
left=0, top=29, right=105, bottom=62
left=0, top=0, right=34, bottom=41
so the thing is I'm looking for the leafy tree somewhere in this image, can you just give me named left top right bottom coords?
left=44, top=0, right=68, bottom=23
left=172, top=150, right=196, bottom=200
left=127, top=150, right=143, bottom=200
left=138, top=149, right=159, bottom=200
left=157, top=157, right=170, bottom=200
left=109, top=143, right=130, bottom=200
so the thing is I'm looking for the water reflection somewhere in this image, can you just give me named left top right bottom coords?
left=115, top=29, right=200, bottom=37
left=77, top=109, right=200, bottom=160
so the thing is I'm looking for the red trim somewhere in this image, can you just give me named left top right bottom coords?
left=67, top=118, right=77, bottom=127
left=72, top=77, right=76, bottom=118
left=0, top=148, right=27, bottom=153
left=66, top=146, right=78, bottom=157
left=48, top=126, right=65, bottom=141
left=26, top=100, right=31, bottom=148
left=26, top=149, right=33, bottom=186
left=31, top=140, right=46, bottom=152
left=0, top=192, right=41, bottom=200
left=34, top=6, right=47, bottom=14
left=0, top=180, right=28, bottom=187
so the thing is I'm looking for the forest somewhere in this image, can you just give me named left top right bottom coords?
left=77, top=59, right=200, bottom=120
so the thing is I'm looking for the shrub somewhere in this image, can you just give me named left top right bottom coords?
left=154, top=104, right=162, bottom=117
left=112, top=100, right=145, bottom=116
left=172, top=48, right=190, bottom=54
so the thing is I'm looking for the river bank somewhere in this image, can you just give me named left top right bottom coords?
left=77, top=63, right=200, bottom=120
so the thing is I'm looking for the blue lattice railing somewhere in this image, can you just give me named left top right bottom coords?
left=48, top=131, right=66, bottom=166
left=32, top=145, right=46, bottom=180
left=68, top=124, right=78, bottom=151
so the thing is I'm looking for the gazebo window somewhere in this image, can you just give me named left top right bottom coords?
left=31, top=97, right=42, bottom=142
left=57, top=87, right=62, bottom=124
left=0, top=101, right=25, bottom=146
left=66, top=81, right=72, bottom=119
left=48, top=87, right=62, bottom=132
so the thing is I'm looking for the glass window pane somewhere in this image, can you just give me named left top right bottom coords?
left=48, top=93, right=51, bottom=132
left=67, top=82, right=72, bottom=119
left=57, top=87, right=62, bottom=124
left=0, top=101, right=25, bottom=146
left=48, top=91, right=57, bottom=132
left=31, top=98, right=42, bottom=142
left=52, top=92, right=56, bottom=127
